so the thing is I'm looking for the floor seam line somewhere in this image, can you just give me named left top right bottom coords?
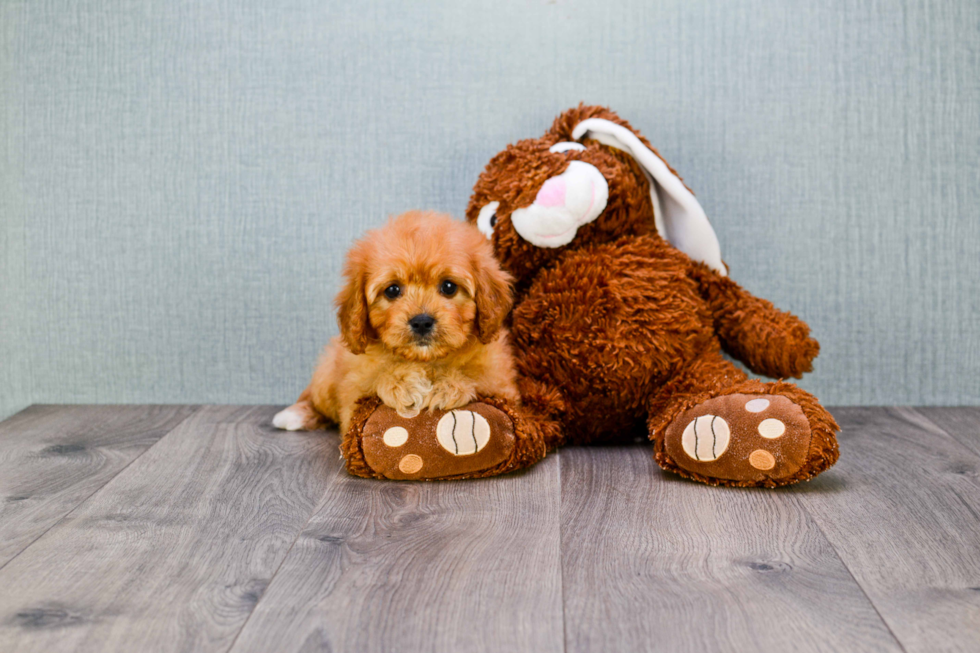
left=906, top=406, right=980, bottom=460
left=0, top=405, right=203, bottom=574
left=558, top=450, right=568, bottom=653
left=222, top=442, right=346, bottom=653
left=796, top=495, right=909, bottom=653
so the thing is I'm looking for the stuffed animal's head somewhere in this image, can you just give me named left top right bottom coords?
left=465, top=105, right=725, bottom=284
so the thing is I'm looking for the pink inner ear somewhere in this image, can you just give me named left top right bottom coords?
left=536, top=177, right=566, bottom=207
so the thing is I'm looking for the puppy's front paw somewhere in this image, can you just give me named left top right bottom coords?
left=380, top=390, right=426, bottom=419
left=377, top=372, right=432, bottom=419
left=427, top=378, right=477, bottom=412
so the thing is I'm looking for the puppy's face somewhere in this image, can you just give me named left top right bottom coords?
left=336, top=211, right=512, bottom=362
left=368, top=265, right=476, bottom=362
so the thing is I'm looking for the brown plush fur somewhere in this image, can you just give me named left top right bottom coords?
left=463, top=105, right=839, bottom=487
left=276, top=211, right=519, bottom=434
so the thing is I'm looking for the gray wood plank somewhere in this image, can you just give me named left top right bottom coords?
left=915, top=407, right=980, bottom=458
left=0, top=404, right=198, bottom=567
left=228, top=452, right=563, bottom=653
left=0, top=405, right=336, bottom=653
left=560, top=444, right=901, bottom=653
left=791, top=407, right=980, bottom=653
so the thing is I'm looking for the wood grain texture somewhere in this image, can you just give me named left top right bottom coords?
left=228, top=452, right=563, bottom=653
left=3, top=405, right=980, bottom=652
left=559, top=444, right=901, bottom=653
left=916, top=407, right=980, bottom=458
left=0, top=405, right=336, bottom=653
left=790, top=407, right=980, bottom=653
left=0, top=404, right=197, bottom=568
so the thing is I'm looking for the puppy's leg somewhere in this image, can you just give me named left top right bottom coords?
left=274, top=339, right=346, bottom=431
left=472, top=333, right=521, bottom=404
left=273, top=387, right=327, bottom=431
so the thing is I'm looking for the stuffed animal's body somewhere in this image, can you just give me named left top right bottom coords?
left=342, top=106, right=839, bottom=487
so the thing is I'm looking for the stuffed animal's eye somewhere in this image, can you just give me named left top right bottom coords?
left=384, top=284, right=401, bottom=300
left=549, top=141, right=586, bottom=154
left=440, top=280, right=458, bottom=297
left=476, top=201, right=500, bottom=240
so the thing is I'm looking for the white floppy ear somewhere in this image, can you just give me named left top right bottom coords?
left=571, top=118, right=726, bottom=276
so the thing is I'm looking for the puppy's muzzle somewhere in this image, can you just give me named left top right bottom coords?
left=408, top=313, right=436, bottom=338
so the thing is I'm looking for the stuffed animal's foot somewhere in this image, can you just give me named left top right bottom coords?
left=341, top=397, right=545, bottom=480
left=660, top=393, right=825, bottom=487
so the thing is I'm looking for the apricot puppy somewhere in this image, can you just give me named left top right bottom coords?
left=273, top=211, right=519, bottom=434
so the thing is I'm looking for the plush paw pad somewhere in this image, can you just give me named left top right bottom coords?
left=360, top=404, right=515, bottom=480
left=436, top=410, right=492, bottom=455
left=664, top=394, right=812, bottom=483
left=382, top=427, right=409, bottom=447
left=681, top=415, right=731, bottom=461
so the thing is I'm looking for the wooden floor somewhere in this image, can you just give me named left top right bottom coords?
left=0, top=406, right=977, bottom=652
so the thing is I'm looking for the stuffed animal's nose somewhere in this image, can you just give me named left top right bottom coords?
left=408, top=313, right=436, bottom=336
left=536, top=177, right=566, bottom=207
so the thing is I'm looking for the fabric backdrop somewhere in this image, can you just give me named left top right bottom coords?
left=2, top=0, right=978, bottom=420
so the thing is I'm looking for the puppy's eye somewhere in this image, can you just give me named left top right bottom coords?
left=384, top=284, right=401, bottom=300
left=489, top=214, right=497, bottom=227
left=440, top=280, right=458, bottom=297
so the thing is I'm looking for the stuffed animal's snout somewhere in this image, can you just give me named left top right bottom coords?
left=510, top=161, right=609, bottom=248
left=536, top=177, right=566, bottom=207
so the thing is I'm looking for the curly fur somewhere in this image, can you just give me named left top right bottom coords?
left=464, top=105, right=839, bottom=487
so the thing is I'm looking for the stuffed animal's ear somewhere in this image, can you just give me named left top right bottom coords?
left=472, top=246, right=514, bottom=343
left=335, top=262, right=377, bottom=355
left=572, top=118, right=726, bottom=276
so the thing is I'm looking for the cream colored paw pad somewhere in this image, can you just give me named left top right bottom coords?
left=382, top=427, right=409, bottom=447
left=758, top=418, right=786, bottom=439
left=398, top=454, right=423, bottom=474
left=436, top=410, right=491, bottom=456
left=749, top=449, right=775, bottom=470
left=745, top=398, right=770, bottom=413
left=681, top=415, right=730, bottom=461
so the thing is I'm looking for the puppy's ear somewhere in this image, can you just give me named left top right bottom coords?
left=472, top=245, right=513, bottom=343
left=335, top=246, right=377, bottom=355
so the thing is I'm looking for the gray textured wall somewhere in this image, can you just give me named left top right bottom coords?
left=2, top=0, right=978, bottom=420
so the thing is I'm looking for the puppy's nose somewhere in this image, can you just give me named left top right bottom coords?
left=408, top=313, right=436, bottom=337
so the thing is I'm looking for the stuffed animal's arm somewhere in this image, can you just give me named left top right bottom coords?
left=689, top=263, right=819, bottom=379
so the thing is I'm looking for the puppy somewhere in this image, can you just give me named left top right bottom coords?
left=273, top=210, right=519, bottom=434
